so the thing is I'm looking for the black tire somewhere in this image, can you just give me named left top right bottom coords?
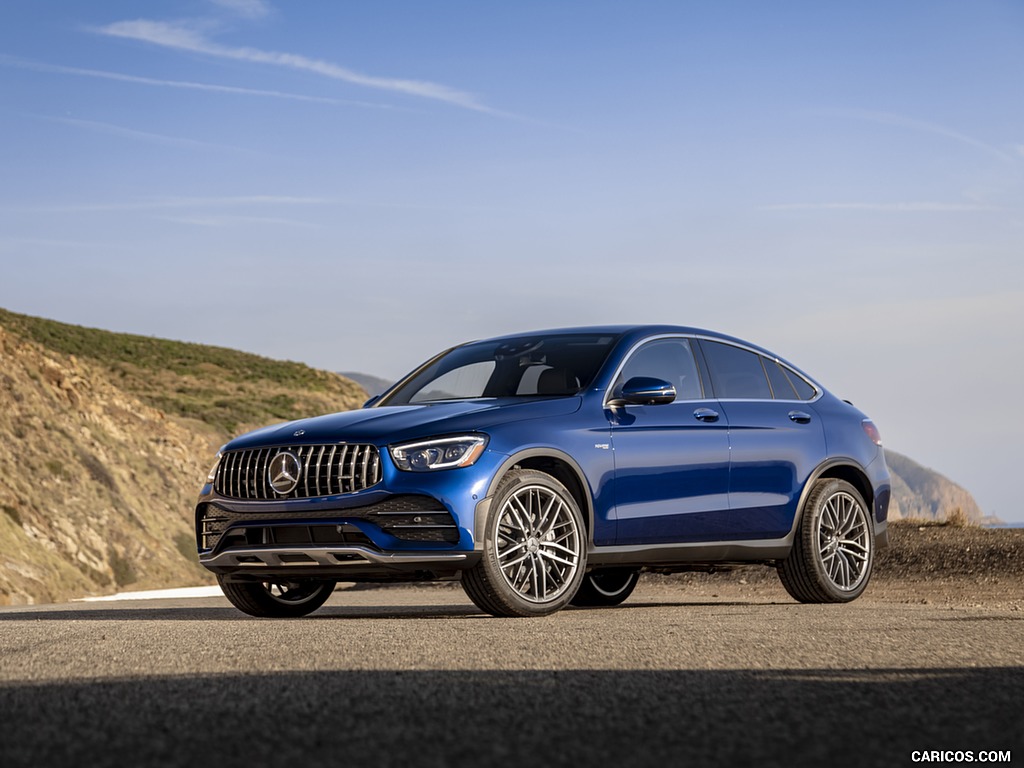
left=777, top=478, right=874, bottom=603
left=462, top=469, right=587, bottom=617
left=570, top=568, right=640, bottom=607
left=217, top=575, right=336, bottom=618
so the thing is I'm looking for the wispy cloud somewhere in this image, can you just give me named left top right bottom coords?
left=210, top=0, right=272, bottom=19
left=157, top=214, right=317, bottom=228
left=95, top=19, right=506, bottom=116
left=16, top=195, right=337, bottom=214
left=760, top=202, right=998, bottom=213
left=816, top=108, right=1017, bottom=163
left=47, top=115, right=252, bottom=153
left=0, top=54, right=391, bottom=109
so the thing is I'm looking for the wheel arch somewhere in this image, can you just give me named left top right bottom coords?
left=792, top=459, right=875, bottom=538
left=476, top=449, right=595, bottom=545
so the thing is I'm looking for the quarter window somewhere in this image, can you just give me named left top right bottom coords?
left=701, top=341, right=773, bottom=399
left=783, top=367, right=817, bottom=401
left=763, top=358, right=798, bottom=400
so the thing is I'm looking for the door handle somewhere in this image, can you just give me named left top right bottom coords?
left=788, top=410, right=812, bottom=424
left=694, top=407, right=720, bottom=423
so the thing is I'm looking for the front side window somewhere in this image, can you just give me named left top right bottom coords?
left=382, top=333, right=620, bottom=405
left=613, top=338, right=703, bottom=400
left=701, top=340, right=773, bottom=400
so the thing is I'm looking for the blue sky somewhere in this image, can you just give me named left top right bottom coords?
left=1, top=1, right=1022, bottom=521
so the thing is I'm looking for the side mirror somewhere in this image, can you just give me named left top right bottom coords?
left=610, top=377, right=676, bottom=406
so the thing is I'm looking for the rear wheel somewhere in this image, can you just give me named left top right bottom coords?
left=570, top=568, right=640, bottom=607
left=777, top=478, right=873, bottom=603
left=462, top=469, right=587, bottom=617
left=217, top=575, right=336, bottom=617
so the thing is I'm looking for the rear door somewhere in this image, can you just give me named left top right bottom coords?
left=697, top=340, right=826, bottom=540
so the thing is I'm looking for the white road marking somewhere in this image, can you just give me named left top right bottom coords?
left=75, top=586, right=223, bottom=602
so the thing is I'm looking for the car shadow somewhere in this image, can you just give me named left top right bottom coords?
left=1, top=666, right=1020, bottom=767
left=0, top=596, right=784, bottom=621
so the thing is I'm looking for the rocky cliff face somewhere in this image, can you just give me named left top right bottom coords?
left=0, top=311, right=369, bottom=606
left=0, top=325, right=219, bottom=604
left=884, top=450, right=985, bottom=523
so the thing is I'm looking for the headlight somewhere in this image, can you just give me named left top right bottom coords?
left=206, top=452, right=223, bottom=484
left=390, top=435, right=488, bottom=472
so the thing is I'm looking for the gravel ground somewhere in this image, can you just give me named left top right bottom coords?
left=0, top=522, right=1020, bottom=768
left=623, top=522, right=1024, bottom=609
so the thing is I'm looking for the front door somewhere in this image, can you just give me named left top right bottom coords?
left=607, top=337, right=731, bottom=544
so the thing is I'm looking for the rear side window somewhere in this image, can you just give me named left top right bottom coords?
left=701, top=341, right=772, bottom=399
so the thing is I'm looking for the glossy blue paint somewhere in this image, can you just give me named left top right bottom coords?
left=606, top=397, right=730, bottom=544
left=196, top=325, right=890, bottom=572
left=716, top=399, right=825, bottom=539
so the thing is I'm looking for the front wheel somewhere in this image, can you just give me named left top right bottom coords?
left=217, top=575, right=336, bottom=617
left=462, top=469, right=587, bottom=617
left=777, top=478, right=874, bottom=603
left=570, top=568, right=640, bottom=607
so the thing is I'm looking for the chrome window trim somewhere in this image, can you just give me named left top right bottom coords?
left=694, top=335, right=823, bottom=404
left=602, top=333, right=708, bottom=407
left=602, top=333, right=822, bottom=407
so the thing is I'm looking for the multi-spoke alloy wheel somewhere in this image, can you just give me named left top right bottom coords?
left=217, top=575, right=336, bottom=618
left=815, top=490, right=870, bottom=591
left=462, top=469, right=587, bottom=617
left=778, top=478, right=874, bottom=603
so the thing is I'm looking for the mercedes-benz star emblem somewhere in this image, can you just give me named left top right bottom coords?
left=268, top=451, right=302, bottom=495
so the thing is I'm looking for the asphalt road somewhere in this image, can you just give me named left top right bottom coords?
left=1, top=582, right=1021, bottom=768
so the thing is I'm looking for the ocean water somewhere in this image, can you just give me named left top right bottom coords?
left=986, top=522, right=1024, bottom=529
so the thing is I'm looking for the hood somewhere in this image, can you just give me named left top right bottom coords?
left=225, top=397, right=583, bottom=450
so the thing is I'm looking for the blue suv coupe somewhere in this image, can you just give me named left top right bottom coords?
left=196, top=326, right=890, bottom=617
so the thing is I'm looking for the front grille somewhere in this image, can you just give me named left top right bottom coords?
left=197, top=495, right=460, bottom=552
left=214, top=444, right=382, bottom=500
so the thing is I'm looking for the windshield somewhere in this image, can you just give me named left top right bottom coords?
left=379, top=333, right=621, bottom=405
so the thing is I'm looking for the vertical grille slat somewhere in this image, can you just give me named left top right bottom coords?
left=346, top=445, right=357, bottom=489
left=314, top=445, right=325, bottom=497
left=337, top=445, right=350, bottom=493
left=299, top=445, right=310, bottom=499
left=325, top=445, right=338, bottom=495
left=230, top=451, right=240, bottom=499
left=241, top=449, right=252, bottom=499
left=359, top=445, right=370, bottom=489
left=214, top=443, right=382, bottom=500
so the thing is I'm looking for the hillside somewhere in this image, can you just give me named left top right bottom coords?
left=0, top=309, right=367, bottom=605
left=884, top=450, right=986, bottom=523
left=340, top=371, right=394, bottom=398
left=0, top=308, right=366, bottom=434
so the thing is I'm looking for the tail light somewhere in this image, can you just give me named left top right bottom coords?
left=862, top=419, right=882, bottom=446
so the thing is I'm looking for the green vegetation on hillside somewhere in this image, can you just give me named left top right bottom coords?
left=0, top=308, right=367, bottom=435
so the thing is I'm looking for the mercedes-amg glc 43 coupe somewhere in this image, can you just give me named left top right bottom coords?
left=196, top=326, right=890, bottom=617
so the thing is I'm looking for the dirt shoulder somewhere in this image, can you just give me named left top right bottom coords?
left=639, top=522, right=1024, bottom=610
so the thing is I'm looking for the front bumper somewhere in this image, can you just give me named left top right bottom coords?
left=194, top=447, right=505, bottom=581
left=201, top=544, right=478, bottom=580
